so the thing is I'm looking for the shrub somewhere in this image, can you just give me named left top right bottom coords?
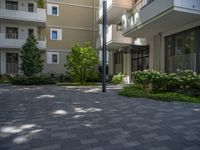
left=111, top=73, right=125, bottom=84
left=65, top=42, right=99, bottom=84
left=133, top=70, right=200, bottom=96
left=119, top=86, right=200, bottom=103
left=10, top=75, right=56, bottom=85
left=0, top=74, right=11, bottom=83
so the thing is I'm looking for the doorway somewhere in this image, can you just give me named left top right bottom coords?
left=131, top=46, right=149, bottom=72
left=6, top=53, right=18, bottom=74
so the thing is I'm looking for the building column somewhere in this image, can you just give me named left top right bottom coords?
left=0, top=50, right=6, bottom=74
left=108, top=51, right=114, bottom=76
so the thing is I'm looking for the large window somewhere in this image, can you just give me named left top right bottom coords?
left=114, top=52, right=123, bottom=74
left=6, top=27, right=18, bottom=39
left=131, top=46, right=149, bottom=72
left=6, top=1, right=18, bottom=10
left=166, top=28, right=198, bottom=73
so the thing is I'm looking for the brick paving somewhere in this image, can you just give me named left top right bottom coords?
left=0, top=84, right=200, bottom=150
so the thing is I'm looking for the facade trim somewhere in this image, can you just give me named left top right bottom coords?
left=47, top=25, right=97, bottom=32
left=47, top=0, right=98, bottom=9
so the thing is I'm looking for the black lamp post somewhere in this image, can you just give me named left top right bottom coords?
left=102, top=0, right=107, bottom=92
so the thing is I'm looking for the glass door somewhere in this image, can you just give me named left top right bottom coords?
left=131, top=46, right=149, bottom=72
left=6, top=53, right=18, bottom=74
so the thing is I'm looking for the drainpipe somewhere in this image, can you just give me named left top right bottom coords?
left=93, top=0, right=96, bottom=48
left=158, top=32, right=162, bottom=71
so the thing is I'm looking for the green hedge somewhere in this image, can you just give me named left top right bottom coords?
left=133, top=70, right=200, bottom=96
left=119, top=86, right=200, bottom=103
left=10, top=75, right=56, bottom=85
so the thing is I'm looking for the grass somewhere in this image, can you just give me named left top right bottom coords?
left=119, top=86, right=200, bottom=103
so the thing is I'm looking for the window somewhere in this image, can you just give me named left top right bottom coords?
left=165, top=28, right=197, bottom=73
left=50, top=29, right=62, bottom=40
left=47, top=4, right=59, bottom=16
left=6, top=27, right=18, bottom=39
left=28, top=29, right=34, bottom=37
left=47, top=52, right=59, bottom=64
left=114, top=52, right=123, bottom=74
left=52, top=6, right=58, bottom=15
left=52, top=30, right=58, bottom=40
left=28, top=3, right=34, bottom=12
left=52, top=54, right=58, bottom=63
left=6, top=1, right=18, bottom=10
left=131, top=46, right=149, bottom=72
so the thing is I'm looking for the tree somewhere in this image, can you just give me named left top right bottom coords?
left=66, top=42, right=99, bottom=84
left=20, top=35, right=44, bottom=77
left=38, top=0, right=45, bottom=8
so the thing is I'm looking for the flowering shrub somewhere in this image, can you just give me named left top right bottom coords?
left=111, top=73, right=125, bottom=84
left=133, top=70, right=200, bottom=96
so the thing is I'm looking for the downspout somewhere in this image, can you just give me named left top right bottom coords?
left=158, top=32, right=162, bottom=71
left=93, top=0, right=96, bottom=48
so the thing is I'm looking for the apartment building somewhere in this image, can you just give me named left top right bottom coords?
left=0, top=0, right=46, bottom=74
left=0, top=0, right=98, bottom=75
left=45, top=0, right=98, bottom=74
left=122, top=0, right=200, bottom=75
left=97, top=0, right=200, bottom=83
left=97, top=0, right=148, bottom=83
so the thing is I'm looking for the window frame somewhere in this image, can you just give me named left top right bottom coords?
left=165, top=27, right=199, bottom=73
left=47, top=52, right=59, bottom=64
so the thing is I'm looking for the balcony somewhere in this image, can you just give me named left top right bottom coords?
left=97, top=0, right=132, bottom=24
left=0, top=7, right=46, bottom=26
left=96, top=25, right=132, bottom=50
left=0, top=33, right=46, bottom=49
left=122, top=0, right=200, bottom=37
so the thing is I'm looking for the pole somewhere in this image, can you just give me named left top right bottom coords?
left=102, top=0, right=107, bottom=92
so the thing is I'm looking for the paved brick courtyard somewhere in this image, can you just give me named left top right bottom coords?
left=0, top=84, right=200, bottom=150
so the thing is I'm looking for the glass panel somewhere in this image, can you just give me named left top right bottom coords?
left=52, top=31, right=57, bottom=39
left=52, top=54, right=58, bottom=63
left=6, top=27, right=18, bottom=39
left=6, top=1, right=18, bottom=10
left=28, top=3, right=34, bottom=12
left=52, top=7, right=57, bottom=15
left=6, top=53, right=18, bottom=74
left=143, top=57, right=149, bottom=69
left=166, top=29, right=197, bottom=72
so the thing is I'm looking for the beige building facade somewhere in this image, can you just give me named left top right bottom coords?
left=0, top=0, right=98, bottom=75
left=97, top=0, right=200, bottom=83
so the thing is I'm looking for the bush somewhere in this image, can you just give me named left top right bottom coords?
left=10, top=75, right=56, bottom=85
left=111, top=73, right=125, bottom=84
left=133, top=70, right=200, bottom=96
left=0, top=74, right=11, bottom=83
left=119, top=86, right=200, bottom=103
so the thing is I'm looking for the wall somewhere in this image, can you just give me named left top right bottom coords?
left=43, top=50, right=69, bottom=74
left=45, top=0, right=99, bottom=74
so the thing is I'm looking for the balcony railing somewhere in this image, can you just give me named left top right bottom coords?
left=122, top=0, right=200, bottom=37
left=96, top=25, right=132, bottom=49
left=0, top=6, right=46, bottom=23
left=0, top=33, right=46, bottom=49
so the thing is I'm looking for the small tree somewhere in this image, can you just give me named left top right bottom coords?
left=38, top=0, right=45, bottom=8
left=20, top=35, right=44, bottom=77
left=66, top=42, right=99, bottom=84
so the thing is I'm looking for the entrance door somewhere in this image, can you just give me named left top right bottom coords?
left=131, top=46, right=149, bottom=72
left=6, top=53, right=18, bottom=74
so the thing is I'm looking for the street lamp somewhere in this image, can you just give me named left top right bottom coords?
left=102, top=0, right=107, bottom=92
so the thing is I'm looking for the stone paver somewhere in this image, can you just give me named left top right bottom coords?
left=0, top=84, right=200, bottom=150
